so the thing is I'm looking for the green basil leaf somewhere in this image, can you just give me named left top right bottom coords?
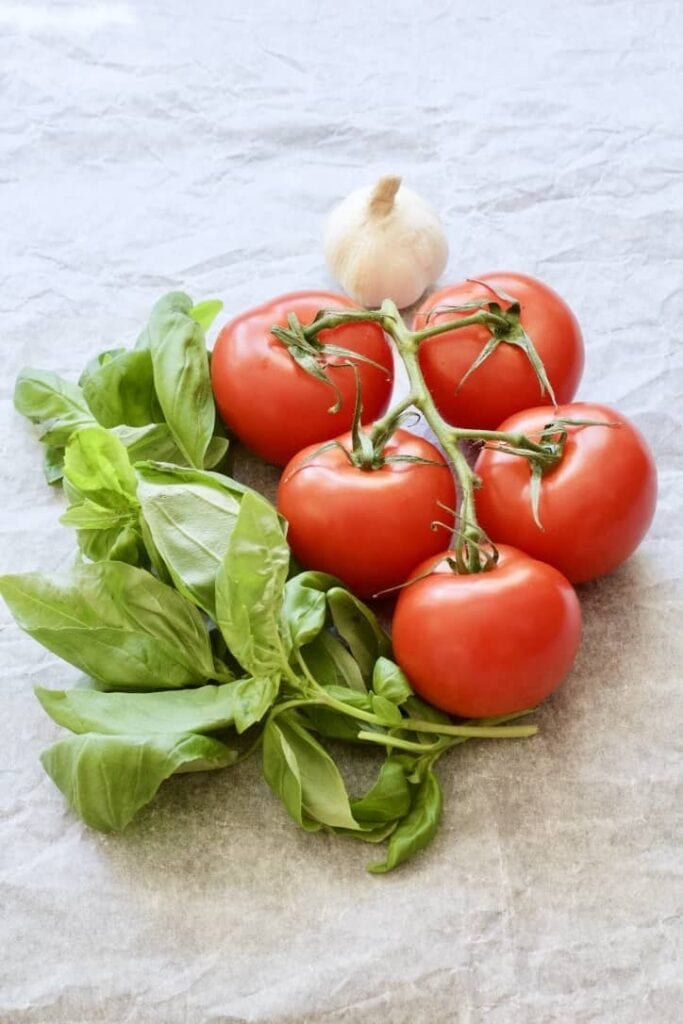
left=231, top=676, right=279, bottom=734
left=368, top=769, right=443, bottom=874
left=303, top=684, right=374, bottom=742
left=41, top=732, right=236, bottom=832
left=404, top=695, right=451, bottom=726
left=327, top=587, right=391, bottom=682
left=372, top=657, right=413, bottom=705
left=203, top=435, right=229, bottom=469
left=60, top=502, right=133, bottom=530
left=79, top=348, right=164, bottom=427
left=281, top=571, right=339, bottom=649
left=43, top=445, right=65, bottom=484
left=136, top=462, right=249, bottom=617
left=189, top=299, right=223, bottom=332
left=14, top=368, right=93, bottom=428
left=303, top=707, right=364, bottom=742
left=300, top=630, right=365, bottom=692
left=61, top=427, right=145, bottom=566
left=351, top=757, right=412, bottom=823
left=111, top=423, right=228, bottom=470
left=76, top=524, right=147, bottom=567
left=215, top=491, right=290, bottom=677
left=371, top=694, right=404, bottom=726
left=0, top=562, right=214, bottom=690
left=78, top=347, right=126, bottom=382
left=148, top=292, right=215, bottom=468
left=262, top=712, right=360, bottom=831
left=332, top=822, right=397, bottom=844
left=35, top=680, right=270, bottom=735
left=64, top=426, right=139, bottom=511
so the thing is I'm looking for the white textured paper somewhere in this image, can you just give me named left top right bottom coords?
left=1, top=2, right=682, bottom=1022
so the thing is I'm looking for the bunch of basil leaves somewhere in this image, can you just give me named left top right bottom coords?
left=2, top=292, right=534, bottom=873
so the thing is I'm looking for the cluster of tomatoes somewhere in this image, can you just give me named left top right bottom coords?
left=210, top=274, right=657, bottom=719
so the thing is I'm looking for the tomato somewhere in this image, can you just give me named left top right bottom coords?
left=211, top=291, right=394, bottom=465
left=392, top=545, right=582, bottom=718
left=474, top=403, right=657, bottom=584
left=276, top=428, right=456, bottom=599
left=415, top=272, right=584, bottom=429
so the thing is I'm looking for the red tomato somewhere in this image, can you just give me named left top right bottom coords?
left=276, top=428, right=456, bottom=599
left=474, top=403, right=657, bottom=584
left=415, top=272, right=584, bottom=429
left=392, top=545, right=582, bottom=718
left=211, top=291, right=394, bottom=465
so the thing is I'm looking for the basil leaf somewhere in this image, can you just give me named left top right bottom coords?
left=327, top=587, right=391, bottom=682
left=231, top=676, right=279, bottom=733
left=41, top=732, right=236, bottom=832
left=14, top=368, right=93, bottom=428
left=189, top=299, right=223, bottom=332
left=79, top=348, right=164, bottom=427
left=262, top=712, right=360, bottom=831
left=35, top=678, right=275, bottom=736
left=203, top=435, right=229, bottom=469
left=372, top=657, right=413, bottom=705
left=370, top=694, right=404, bottom=726
left=77, top=524, right=147, bottom=567
left=351, top=757, right=412, bottom=824
left=303, top=708, right=364, bottom=743
left=281, top=571, right=339, bottom=649
left=404, top=695, right=451, bottom=726
left=0, top=562, right=215, bottom=690
left=368, top=769, right=443, bottom=874
left=148, top=292, right=215, bottom=468
left=61, top=427, right=146, bottom=566
left=215, top=491, right=290, bottom=677
left=136, top=462, right=249, bottom=617
left=333, top=822, right=397, bottom=844
left=112, top=423, right=228, bottom=470
left=302, top=684, right=374, bottom=742
left=64, top=426, right=138, bottom=511
left=43, top=445, right=65, bottom=484
left=300, top=630, right=365, bottom=692
left=60, top=502, right=133, bottom=531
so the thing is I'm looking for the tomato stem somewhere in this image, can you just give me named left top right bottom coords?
left=411, top=309, right=510, bottom=343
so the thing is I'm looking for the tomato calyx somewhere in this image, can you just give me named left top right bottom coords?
left=270, top=310, right=390, bottom=413
left=415, top=281, right=558, bottom=407
left=482, top=416, right=621, bottom=528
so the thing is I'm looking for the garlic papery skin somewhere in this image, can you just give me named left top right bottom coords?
left=324, top=175, right=449, bottom=309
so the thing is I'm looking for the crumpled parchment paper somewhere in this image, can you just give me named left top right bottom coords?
left=1, top=1, right=681, bottom=1021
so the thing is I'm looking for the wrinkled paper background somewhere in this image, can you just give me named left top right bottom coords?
left=1, top=2, right=682, bottom=1021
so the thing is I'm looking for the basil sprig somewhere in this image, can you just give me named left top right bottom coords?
left=4, top=291, right=538, bottom=872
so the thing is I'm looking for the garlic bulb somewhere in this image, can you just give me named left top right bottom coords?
left=324, top=175, right=449, bottom=309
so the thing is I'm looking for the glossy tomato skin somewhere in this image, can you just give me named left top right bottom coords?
left=211, top=291, right=393, bottom=465
left=392, top=545, right=582, bottom=718
left=474, top=403, right=657, bottom=584
left=415, top=272, right=584, bottom=429
left=277, top=428, right=456, bottom=599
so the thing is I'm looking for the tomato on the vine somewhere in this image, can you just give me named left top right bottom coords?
left=474, top=402, right=657, bottom=584
left=276, top=428, right=456, bottom=599
left=392, top=545, right=582, bottom=718
left=211, top=291, right=394, bottom=465
left=415, top=272, right=584, bottom=430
